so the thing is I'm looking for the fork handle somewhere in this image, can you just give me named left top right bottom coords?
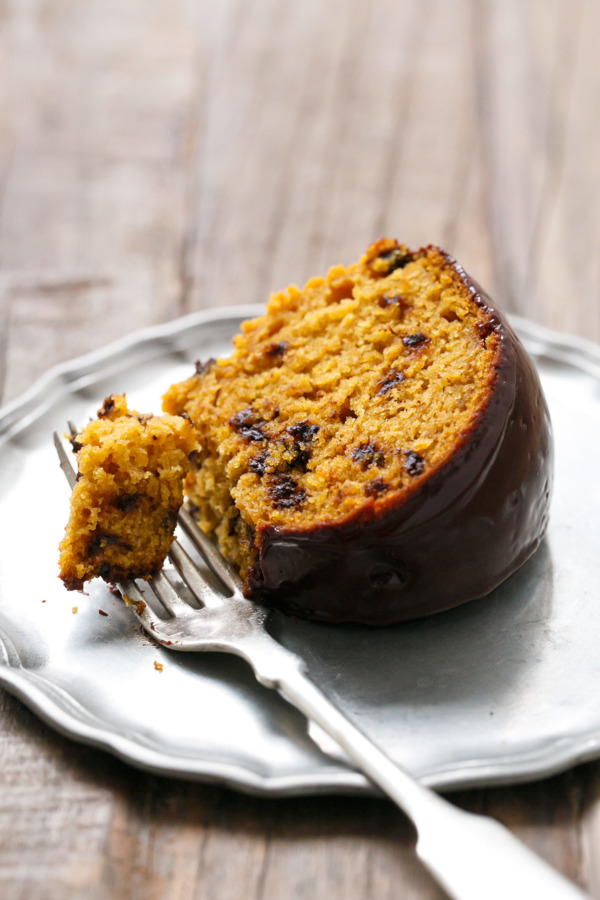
left=264, top=660, right=588, bottom=900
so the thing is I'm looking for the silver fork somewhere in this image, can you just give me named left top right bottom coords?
left=55, top=430, right=587, bottom=900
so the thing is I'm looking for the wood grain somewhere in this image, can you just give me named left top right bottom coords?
left=1, top=1, right=599, bottom=897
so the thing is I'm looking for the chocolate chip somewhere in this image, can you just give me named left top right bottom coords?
left=402, top=332, right=428, bottom=348
left=70, top=437, right=83, bottom=454
left=115, top=493, right=141, bottom=512
left=376, top=369, right=405, bottom=396
left=374, top=247, right=414, bottom=275
left=379, top=293, right=401, bottom=307
left=249, top=452, right=268, bottom=477
left=285, top=421, right=320, bottom=442
left=239, top=424, right=266, bottom=442
left=229, top=407, right=267, bottom=442
left=230, top=407, right=256, bottom=428
left=267, top=474, right=307, bottom=509
left=281, top=421, right=320, bottom=471
left=298, top=448, right=312, bottom=470
left=161, top=510, right=178, bottom=531
left=97, top=395, right=116, bottom=418
left=264, top=341, right=289, bottom=357
left=365, top=477, right=389, bottom=497
left=351, top=442, right=384, bottom=468
left=194, top=357, right=216, bottom=375
left=98, top=562, right=111, bottom=579
left=377, top=293, right=411, bottom=316
left=88, top=535, right=102, bottom=555
left=404, top=450, right=425, bottom=477
left=88, top=533, right=120, bottom=556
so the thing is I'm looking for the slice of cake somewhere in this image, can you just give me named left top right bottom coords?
left=59, top=394, right=197, bottom=591
left=163, top=239, right=553, bottom=624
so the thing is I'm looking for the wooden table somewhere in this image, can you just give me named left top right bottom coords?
left=1, top=1, right=599, bottom=897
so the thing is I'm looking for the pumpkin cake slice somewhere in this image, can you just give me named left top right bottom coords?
left=59, top=394, right=197, bottom=591
left=163, top=239, right=553, bottom=625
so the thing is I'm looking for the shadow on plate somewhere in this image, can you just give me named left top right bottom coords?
left=268, top=540, right=554, bottom=711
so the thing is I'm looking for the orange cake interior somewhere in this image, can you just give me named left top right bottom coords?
left=59, top=394, right=197, bottom=590
left=163, top=239, right=501, bottom=582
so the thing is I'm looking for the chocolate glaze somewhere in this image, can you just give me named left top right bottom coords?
left=245, top=251, right=553, bottom=624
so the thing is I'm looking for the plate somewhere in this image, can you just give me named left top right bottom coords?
left=1, top=308, right=600, bottom=796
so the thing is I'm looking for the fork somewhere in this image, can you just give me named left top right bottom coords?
left=55, top=430, right=588, bottom=900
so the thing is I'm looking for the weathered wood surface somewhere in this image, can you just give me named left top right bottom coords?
left=1, top=1, right=599, bottom=897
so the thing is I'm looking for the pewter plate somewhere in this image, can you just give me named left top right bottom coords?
left=1, top=309, right=599, bottom=796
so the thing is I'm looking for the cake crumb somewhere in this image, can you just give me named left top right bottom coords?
left=58, top=394, right=197, bottom=592
left=72, top=606, right=78, bottom=614
left=154, top=660, right=163, bottom=672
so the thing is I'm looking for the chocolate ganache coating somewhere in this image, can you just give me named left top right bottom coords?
left=245, top=255, right=553, bottom=625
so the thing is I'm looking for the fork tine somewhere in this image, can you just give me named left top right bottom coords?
left=168, top=539, right=226, bottom=610
left=150, top=570, right=180, bottom=617
left=53, top=431, right=78, bottom=489
left=178, top=506, right=243, bottom=594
